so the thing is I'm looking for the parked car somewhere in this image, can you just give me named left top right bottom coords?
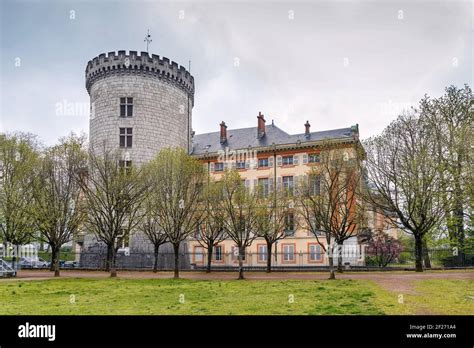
left=63, top=261, right=78, bottom=268
left=18, top=257, right=49, bottom=269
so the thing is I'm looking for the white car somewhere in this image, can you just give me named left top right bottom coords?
left=19, top=257, right=49, bottom=269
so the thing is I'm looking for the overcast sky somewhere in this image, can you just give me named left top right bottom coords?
left=0, top=0, right=472, bottom=145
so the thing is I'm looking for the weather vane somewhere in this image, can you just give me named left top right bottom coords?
left=144, top=29, right=152, bottom=53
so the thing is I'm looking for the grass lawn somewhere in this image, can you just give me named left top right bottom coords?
left=0, top=277, right=472, bottom=315
left=405, top=279, right=474, bottom=315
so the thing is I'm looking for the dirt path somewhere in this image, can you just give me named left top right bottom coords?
left=9, top=269, right=473, bottom=295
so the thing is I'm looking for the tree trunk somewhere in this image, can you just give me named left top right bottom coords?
left=414, top=233, right=424, bottom=272
left=50, top=247, right=57, bottom=272
left=337, top=243, right=343, bottom=273
left=153, top=244, right=160, bottom=273
left=422, top=238, right=431, bottom=269
left=266, top=241, right=273, bottom=273
left=238, top=246, right=245, bottom=280
left=53, top=245, right=60, bottom=277
left=110, top=248, right=117, bottom=277
left=11, top=244, right=17, bottom=271
left=105, top=245, right=112, bottom=272
left=454, top=197, right=465, bottom=265
left=206, top=244, right=213, bottom=273
left=328, top=245, right=336, bottom=280
left=454, top=157, right=465, bottom=264
left=173, top=243, right=180, bottom=279
left=11, top=245, right=17, bottom=271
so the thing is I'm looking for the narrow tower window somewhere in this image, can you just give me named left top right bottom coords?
left=119, top=160, right=132, bottom=175
left=119, top=128, right=133, bottom=148
left=120, top=97, right=133, bottom=117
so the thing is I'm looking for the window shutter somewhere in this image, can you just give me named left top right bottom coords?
left=294, top=175, right=299, bottom=187
left=250, top=158, right=257, bottom=169
left=302, top=153, right=308, bottom=164
left=269, top=178, right=274, bottom=192
left=245, top=160, right=250, bottom=169
left=253, top=179, right=258, bottom=192
left=210, top=162, right=215, bottom=172
left=293, top=155, right=299, bottom=165
left=245, top=179, right=250, bottom=189
left=268, top=156, right=274, bottom=167
left=277, top=177, right=282, bottom=191
left=276, top=155, right=282, bottom=166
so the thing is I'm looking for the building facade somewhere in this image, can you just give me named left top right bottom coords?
left=188, top=114, right=365, bottom=268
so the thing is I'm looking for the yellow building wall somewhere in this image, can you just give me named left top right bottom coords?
left=188, top=145, right=366, bottom=267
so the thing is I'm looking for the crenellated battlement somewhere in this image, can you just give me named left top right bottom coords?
left=85, top=50, right=194, bottom=98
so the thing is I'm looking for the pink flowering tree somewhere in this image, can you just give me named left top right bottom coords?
left=366, top=231, right=403, bottom=267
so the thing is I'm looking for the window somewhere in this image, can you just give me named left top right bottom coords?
left=309, top=217, right=323, bottom=236
left=258, top=158, right=269, bottom=168
left=282, top=155, right=293, bottom=166
left=309, top=174, right=321, bottom=195
left=119, top=160, right=132, bottom=175
left=120, top=97, right=133, bottom=117
left=308, top=153, right=320, bottom=163
left=116, top=233, right=129, bottom=249
left=284, top=213, right=295, bottom=235
left=194, top=246, right=204, bottom=263
left=194, top=225, right=202, bottom=240
left=309, top=244, right=323, bottom=262
left=257, top=245, right=268, bottom=263
left=236, top=161, right=246, bottom=170
left=282, top=176, right=294, bottom=196
left=214, top=162, right=224, bottom=172
left=258, top=178, right=269, bottom=198
left=119, top=128, right=133, bottom=148
left=282, top=244, right=295, bottom=262
left=214, top=245, right=223, bottom=262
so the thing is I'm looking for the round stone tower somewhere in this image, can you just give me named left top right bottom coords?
left=85, top=50, right=194, bottom=165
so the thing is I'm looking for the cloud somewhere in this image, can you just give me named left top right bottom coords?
left=1, top=0, right=471, bottom=145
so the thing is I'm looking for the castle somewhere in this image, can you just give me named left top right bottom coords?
left=80, top=50, right=385, bottom=269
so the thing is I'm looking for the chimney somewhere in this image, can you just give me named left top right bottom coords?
left=257, top=112, right=266, bottom=139
left=351, top=124, right=359, bottom=140
left=304, top=120, right=311, bottom=137
left=220, top=121, right=227, bottom=144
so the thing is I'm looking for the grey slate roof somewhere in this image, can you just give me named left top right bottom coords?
left=191, top=123, right=356, bottom=156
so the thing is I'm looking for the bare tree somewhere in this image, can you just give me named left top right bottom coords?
left=0, top=132, right=39, bottom=269
left=254, top=186, right=291, bottom=273
left=218, top=169, right=259, bottom=280
left=144, top=147, right=205, bottom=279
left=77, top=145, right=146, bottom=277
left=363, top=113, right=445, bottom=272
left=295, top=143, right=364, bottom=279
left=32, top=134, right=88, bottom=276
left=196, top=178, right=226, bottom=273
left=138, top=188, right=168, bottom=273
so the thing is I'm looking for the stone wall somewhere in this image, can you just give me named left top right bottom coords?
left=89, top=73, right=192, bottom=165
